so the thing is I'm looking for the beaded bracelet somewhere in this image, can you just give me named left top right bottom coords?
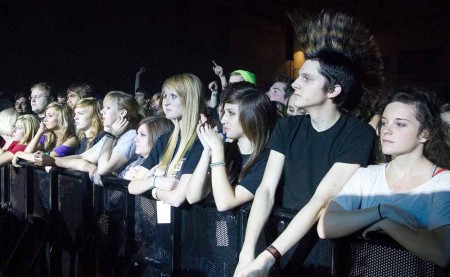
left=104, top=131, right=117, bottom=140
left=210, top=161, right=226, bottom=168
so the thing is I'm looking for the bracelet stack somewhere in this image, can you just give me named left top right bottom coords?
left=104, top=132, right=117, bottom=140
left=210, top=161, right=226, bottom=168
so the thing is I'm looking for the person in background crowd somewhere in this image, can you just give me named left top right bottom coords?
left=0, top=115, right=39, bottom=167
left=235, top=10, right=384, bottom=276
left=13, top=102, right=79, bottom=164
left=0, top=108, right=20, bottom=149
left=319, top=88, right=450, bottom=268
left=57, top=91, right=68, bottom=104
left=119, top=116, right=173, bottom=179
left=286, top=94, right=306, bottom=116
left=440, top=103, right=450, bottom=126
left=266, top=77, right=294, bottom=105
left=128, top=73, right=204, bottom=207
left=34, top=92, right=144, bottom=182
left=66, top=83, right=93, bottom=109
left=187, top=83, right=276, bottom=211
left=30, top=82, right=54, bottom=121
left=14, top=92, right=30, bottom=114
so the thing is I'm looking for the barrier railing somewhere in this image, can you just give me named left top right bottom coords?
left=0, top=163, right=448, bottom=276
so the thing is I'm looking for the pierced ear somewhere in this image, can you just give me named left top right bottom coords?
left=419, top=130, right=430, bottom=143
left=327, top=85, right=342, bottom=98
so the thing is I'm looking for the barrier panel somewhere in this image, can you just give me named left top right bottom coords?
left=334, top=234, right=449, bottom=277
left=0, top=163, right=448, bottom=276
left=239, top=204, right=335, bottom=276
left=179, top=195, right=241, bottom=276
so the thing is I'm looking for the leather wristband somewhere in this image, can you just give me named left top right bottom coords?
left=266, top=245, right=281, bottom=261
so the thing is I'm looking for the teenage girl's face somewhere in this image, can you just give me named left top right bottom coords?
left=135, top=124, right=152, bottom=158
left=74, top=107, right=92, bottom=131
left=101, top=101, right=120, bottom=127
left=43, top=107, right=59, bottom=130
left=162, top=88, right=184, bottom=121
left=380, top=102, right=427, bottom=157
left=221, top=103, right=244, bottom=140
left=11, top=120, right=25, bottom=141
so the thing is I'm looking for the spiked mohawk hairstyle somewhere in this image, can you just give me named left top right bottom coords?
left=288, top=10, right=384, bottom=121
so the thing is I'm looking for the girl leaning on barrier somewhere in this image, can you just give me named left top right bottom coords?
left=186, top=82, right=276, bottom=211
left=72, top=97, right=105, bottom=154
left=0, top=115, right=39, bottom=167
left=318, top=87, right=450, bottom=267
left=34, top=91, right=144, bottom=183
left=119, top=116, right=173, bottom=179
left=128, top=73, right=205, bottom=207
left=13, top=102, right=79, bottom=165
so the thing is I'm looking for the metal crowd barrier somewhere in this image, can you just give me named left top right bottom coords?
left=0, top=163, right=448, bottom=276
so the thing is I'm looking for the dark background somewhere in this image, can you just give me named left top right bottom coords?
left=1, top=0, right=449, bottom=100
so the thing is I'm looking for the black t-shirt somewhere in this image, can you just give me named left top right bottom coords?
left=142, top=132, right=203, bottom=179
left=75, top=131, right=106, bottom=155
left=268, top=114, right=376, bottom=210
left=238, top=149, right=270, bottom=195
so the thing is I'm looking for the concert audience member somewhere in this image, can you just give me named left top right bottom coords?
left=30, top=82, right=54, bottom=121
left=73, top=98, right=105, bottom=154
left=13, top=102, right=78, bottom=164
left=128, top=73, right=204, bottom=207
left=66, top=83, right=93, bottom=109
left=319, top=88, right=450, bottom=267
left=119, top=116, right=173, bottom=179
left=0, top=108, right=20, bottom=149
left=14, top=92, right=30, bottom=114
left=286, top=94, right=306, bottom=116
left=266, top=77, right=293, bottom=105
left=187, top=83, right=276, bottom=211
left=235, top=11, right=383, bottom=276
left=0, top=115, right=39, bottom=167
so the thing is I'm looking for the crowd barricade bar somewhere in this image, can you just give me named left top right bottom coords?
left=2, top=162, right=449, bottom=276
left=239, top=203, right=335, bottom=276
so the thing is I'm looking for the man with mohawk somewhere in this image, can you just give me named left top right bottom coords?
left=235, top=11, right=384, bottom=276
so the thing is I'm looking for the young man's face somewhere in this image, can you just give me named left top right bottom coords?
left=291, top=60, right=328, bottom=111
left=267, top=82, right=287, bottom=104
left=15, top=97, right=29, bottom=114
left=30, top=88, right=52, bottom=116
left=67, top=91, right=80, bottom=109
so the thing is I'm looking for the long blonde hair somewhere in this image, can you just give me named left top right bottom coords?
left=42, top=102, right=76, bottom=152
left=158, top=73, right=204, bottom=177
left=17, top=115, right=40, bottom=144
left=103, top=91, right=145, bottom=130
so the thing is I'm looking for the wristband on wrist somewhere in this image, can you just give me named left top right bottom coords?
left=266, top=245, right=281, bottom=261
left=151, top=188, right=159, bottom=200
left=104, top=132, right=117, bottom=140
left=377, top=204, right=383, bottom=220
left=210, top=161, right=226, bottom=168
left=152, top=176, right=157, bottom=188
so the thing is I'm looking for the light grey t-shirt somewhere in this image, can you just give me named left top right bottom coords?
left=334, top=164, right=450, bottom=230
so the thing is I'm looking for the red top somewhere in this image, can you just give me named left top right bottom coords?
left=5, top=141, right=27, bottom=154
